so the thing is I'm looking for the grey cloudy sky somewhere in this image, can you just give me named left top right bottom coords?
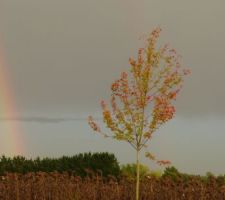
left=0, top=0, right=225, bottom=175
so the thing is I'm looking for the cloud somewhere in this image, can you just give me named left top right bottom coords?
left=0, top=0, right=225, bottom=117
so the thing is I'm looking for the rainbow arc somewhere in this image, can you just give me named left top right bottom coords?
left=0, top=42, right=24, bottom=156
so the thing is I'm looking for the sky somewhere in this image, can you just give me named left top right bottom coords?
left=0, top=0, right=225, bottom=175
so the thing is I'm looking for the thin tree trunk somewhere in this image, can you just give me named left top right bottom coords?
left=136, top=150, right=140, bottom=200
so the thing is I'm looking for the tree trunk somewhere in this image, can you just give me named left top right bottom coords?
left=136, top=150, right=140, bottom=200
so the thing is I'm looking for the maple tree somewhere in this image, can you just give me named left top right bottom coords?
left=88, top=27, right=190, bottom=200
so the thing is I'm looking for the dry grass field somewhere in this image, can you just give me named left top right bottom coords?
left=0, top=172, right=225, bottom=200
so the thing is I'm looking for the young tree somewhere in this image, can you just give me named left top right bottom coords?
left=88, top=27, right=190, bottom=200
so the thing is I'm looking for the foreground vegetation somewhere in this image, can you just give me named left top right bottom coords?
left=1, top=154, right=225, bottom=199
left=1, top=171, right=225, bottom=200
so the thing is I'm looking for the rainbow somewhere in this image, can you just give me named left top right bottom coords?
left=0, top=40, right=24, bottom=156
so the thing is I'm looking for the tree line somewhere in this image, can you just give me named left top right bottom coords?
left=1, top=152, right=224, bottom=185
left=0, top=152, right=120, bottom=177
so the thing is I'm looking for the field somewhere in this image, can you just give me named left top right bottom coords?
left=1, top=172, right=225, bottom=200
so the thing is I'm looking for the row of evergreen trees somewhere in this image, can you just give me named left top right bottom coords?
left=0, top=152, right=120, bottom=177
left=1, top=153, right=224, bottom=184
